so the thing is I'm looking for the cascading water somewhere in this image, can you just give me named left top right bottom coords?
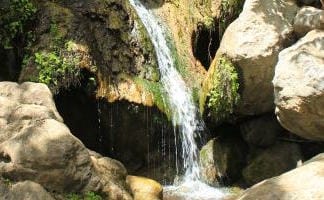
left=129, top=0, right=228, bottom=199
left=129, top=0, right=201, bottom=181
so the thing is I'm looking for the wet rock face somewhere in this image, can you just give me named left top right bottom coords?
left=97, top=100, right=175, bottom=183
left=19, top=0, right=159, bottom=106
left=237, top=153, right=324, bottom=200
left=0, top=82, right=132, bottom=199
left=273, top=30, right=324, bottom=141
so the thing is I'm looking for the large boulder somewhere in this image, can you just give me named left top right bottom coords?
left=202, top=0, right=298, bottom=116
left=0, top=82, right=132, bottom=199
left=199, top=137, right=246, bottom=186
left=294, top=6, right=324, bottom=37
left=237, top=153, right=324, bottom=200
left=242, top=142, right=302, bottom=186
left=273, top=30, right=324, bottom=141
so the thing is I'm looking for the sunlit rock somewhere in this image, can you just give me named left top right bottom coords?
left=294, top=6, right=324, bottom=37
left=202, top=0, right=298, bottom=116
left=273, top=30, right=324, bottom=141
left=237, top=153, right=324, bottom=200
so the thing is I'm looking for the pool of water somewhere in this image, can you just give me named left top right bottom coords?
left=163, top=180, right=231, bottom=200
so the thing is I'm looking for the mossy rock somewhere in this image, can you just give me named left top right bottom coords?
left=200, top=55, right=240, bottom=123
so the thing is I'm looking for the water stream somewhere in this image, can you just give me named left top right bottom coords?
left=129, top=0, right=228, bottom=199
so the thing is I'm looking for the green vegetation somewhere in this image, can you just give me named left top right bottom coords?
left=33, top=40, right=81, bottom=94
left=66, top=192, right=102, bottom=200
left=206, top=56, right=240, bottom=122
left=219, top=0, right=244, bottom=39
left=134, top=77, right=171, bottom=118
left=0, top=0, right=37, bottom=48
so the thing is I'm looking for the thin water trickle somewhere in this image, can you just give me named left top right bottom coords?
left=129, top=0, right=228, bottom=199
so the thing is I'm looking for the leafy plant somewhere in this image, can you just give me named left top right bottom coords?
left=34, top=41, right=81, bottom=93
left=0, top=0, right=37, bottom=48
left=206, top=56, right=240, bottom=122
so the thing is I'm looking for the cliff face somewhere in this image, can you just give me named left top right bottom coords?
left=17, top=0, right=165, bottom=110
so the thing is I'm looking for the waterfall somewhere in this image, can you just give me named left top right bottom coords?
left=128, top=0, right=202, bottom=181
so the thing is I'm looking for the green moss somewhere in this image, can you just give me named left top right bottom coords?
left=0, top=0, right=37, bottom=49
left=134, top=77, right=171, bottom=118
left=66, top=192, right=102, bottom=200
left=204, top=56, right=240, bottom=122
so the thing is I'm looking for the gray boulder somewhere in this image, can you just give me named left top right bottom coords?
left=273, top=30, right=324, bottom=141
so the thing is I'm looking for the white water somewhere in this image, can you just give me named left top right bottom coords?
left=129, top=0, right=227, bottom=199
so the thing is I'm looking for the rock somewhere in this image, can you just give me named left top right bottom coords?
left=202, top=0, right=298, bottom=116
left=237, top=153, right=324, bottom=200
left=0, top=82, right=131, bottom=198
left=91, top=155, right=133, bottom=200
left=10, top=181, right=55, bottom=200
left=199, top=137, right=247, bottom=186
left=273, top=30, right=324, bottom=141
left=18, top=0, right=163, bottom=111
left=240, top=115, right=284, bottom=147
left=294, top=6, right=324, bottom=37
left=0, top=180, right=55, bottom=200
left=242, top=142, right=302, bottom=186
left=126, top=175, right=163, bottom=200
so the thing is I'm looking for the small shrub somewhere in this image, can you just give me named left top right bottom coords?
left=34, top=41, right=81, bottom=93
left=206, top=56, right=240, bottom=122
left=66, top=192, right=102, bottom=200
left=84, top=192, right=102, bottom=200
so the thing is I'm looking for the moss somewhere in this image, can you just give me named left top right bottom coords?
left=0, top=0, right=37, bottom=49
left=134, top=77, right=171, bottom=118
left=66, top=192, right=103, bottom=200
left=200, top=56, right=240, bottom=123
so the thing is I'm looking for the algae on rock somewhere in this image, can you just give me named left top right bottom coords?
left=200, top=56, right=240, bottom=123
